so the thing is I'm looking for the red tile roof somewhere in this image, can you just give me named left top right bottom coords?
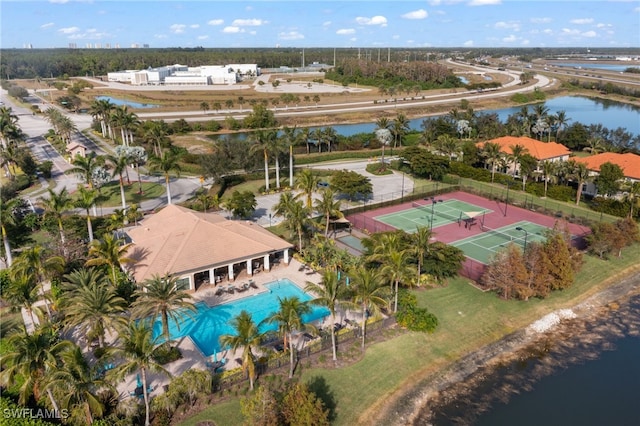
left=126, top=205, right=293, bottom=283
left=573, top=152, right=640, bottom=180
left=480, top=136, right=571, bottom=161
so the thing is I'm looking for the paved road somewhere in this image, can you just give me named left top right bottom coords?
left=1, top=63, right=547, bottom=223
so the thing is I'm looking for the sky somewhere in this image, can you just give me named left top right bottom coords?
left=1, top=0, right=639, bottom=49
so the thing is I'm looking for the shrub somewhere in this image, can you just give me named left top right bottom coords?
left=395, top=289, right=438, bottom=333
left=152, top=345, right=182, bottom=364
left=365, top=162, right=392, bottom=175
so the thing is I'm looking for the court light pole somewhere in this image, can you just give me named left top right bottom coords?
left=515, top=226, right=528, bottom=251
left=269, top=213, right=272, bottom=227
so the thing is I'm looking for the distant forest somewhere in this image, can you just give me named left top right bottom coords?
left=1, top=47, right=638, bottom=80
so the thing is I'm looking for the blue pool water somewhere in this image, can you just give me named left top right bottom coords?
left=151, top=279, right=329, bottom=356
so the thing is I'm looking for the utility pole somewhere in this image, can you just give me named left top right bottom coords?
left=388, top=48, right=391, bottom=62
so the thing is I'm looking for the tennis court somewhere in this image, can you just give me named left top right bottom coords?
left=452, top=221, right=550, bottom=264
left=374, top=198, right=492, bottom=233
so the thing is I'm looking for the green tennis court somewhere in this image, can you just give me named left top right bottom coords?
left=452, top=221, right=550, bottom=264
left=374, top=199, right=492, bottom=233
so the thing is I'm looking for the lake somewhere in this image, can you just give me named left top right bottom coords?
left=214, top=96, right=640, bottom=142
left=551, top=62, right=640, bottom=72
left=419, top=291, right=640, bottom=426
left=320, top=96, right=640, bottom=137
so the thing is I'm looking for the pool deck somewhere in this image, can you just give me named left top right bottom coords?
left=116, top=258, right=325, bottom=400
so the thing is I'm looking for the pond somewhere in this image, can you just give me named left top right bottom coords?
left=95, top=95, right=159, bottom=109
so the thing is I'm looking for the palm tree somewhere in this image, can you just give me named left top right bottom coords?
left=0, top=106, right=20, bottom=148
left=380, top=249, right=413, bottom=313
left=85, top=233, right=135, bottom=287
left=74, top=185, right=99, bottom=242
left=200, top=101, right=209, bottom=115
left=570, top=161, right=592, bottom=205
left=219, top=310, right=264, bottom=390
left=434, top=134, right=459, bottom=161
left=314, top=188, right=342, bottom=237
left=249, top=129, right=276, bottom=191
left=4, top=274, right=42, bottom=326
left=541, top=160, right=557, bottom=198
left=269, top=132, right=287, bottom=189
left=554, top=110, right=570, bottom=140
left=142, top=120, right=170, bottom=157
left=67, top=151, right=103, bottom=189
left=508, top=144, right=529, bottom=177
left=412, top=226, right=432, bottom=278
left=148, top=150, right=182, bottom=205
left=110, top=323, right=170, bottom=426
left=0, top=326, right=70, bottom=412
left=107, top=152, right=130, bottom=210
left=350, top=268, right=388, bottom=350
left=305, top=270, right=352, bottom=363
left=295, top=168, right=320, bottom=210
left=391, top=113, right=410, bottom=150
left=132, top=274, right=197, bottom=347
left=622, top=182, right=640, bottom=218
left=281, top=126, right=299, bottom=186
left=60, top=269, right=127, bottom=348
left=583, top=137, right=606, bottom=155
left=11, top=246, right=64, bottom=320
left=46, top=344, right=109, bottom=424
left=481, top=142, right=503, bottom=183
left=0, top=197, right=20, bottom=266
left=89, top=99, right=115, bottom=138
left=266, top=296, right=313, bottom=379
left=39, top=188, right=73, bottom=245
left=288, top=200, right=311, bottom=252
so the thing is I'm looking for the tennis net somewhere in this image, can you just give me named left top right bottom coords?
left=412, top=202, right=461, bottom=223
left=481, top=225, right=526, bottom=245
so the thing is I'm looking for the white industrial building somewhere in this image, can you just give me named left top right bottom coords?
left=107, top=63, right=260, bottom=86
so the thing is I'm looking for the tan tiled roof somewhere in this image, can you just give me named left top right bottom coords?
left=480, top=136, right=571, bottom=161
left=126, top=205, right=293, bottom=283
left=574, top=152, right=640, bottom=180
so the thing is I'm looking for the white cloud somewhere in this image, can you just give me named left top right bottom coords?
left=570, top=18, right=593, bottom=24
left=530, top=17, right=552, bottom=24
left=49, top=0, right=69, bottom=3
left=323, top=21, right=332, bottom=27
left=58, top=26, right=79, bottom=34
left=521, top=39, right=530, bottom=45
left=463, top=40, right=474, bottom=46
left=350, top=37, right=357, bottom=42
left=562, top=28, right=580, bottom=35
left=170, top=24, right=186, bottom=34
left=40, top=22, right=55, bottom=29
left=249, top=30, right=257, bottom=35
left=197, top=35, right=209, bottom=40
left=336, top=28, right=356, bottom=35
left=428, top=0, right=441, bottom=5
left=190, top=24, right=200, bottom=29
left=581, top=30, right=597, bottom=37
left=222, top=26, right=243, bottom=33
left=402, top=9, right=428, bottom=20
left=207, top=19, right=224, bottom=26
left=494, top=21, right=520, bottom=31
left=155, top=34, right=168, bottom=39
left=543, top=28, right=553, bottom=35
left=635, top=6, right=640, bottom=13
left=355, top=16, right=388, bottom=26
left=502, top=34, right=517, bottom=42
left=596, top=23, right=612, bottom=28
left=232, top=18, right=266, bottom=27
left=392, top=34, right=400, bottom=39
left=279, top=31, right=304, bottom=40
left=468, top=0, right=501, bottom=6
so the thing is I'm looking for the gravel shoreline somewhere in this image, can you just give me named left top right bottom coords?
left=376, top=268, right=640, bottom=426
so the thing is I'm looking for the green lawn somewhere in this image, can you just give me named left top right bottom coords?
left=178, top=244, right=640, bottom=426
left=93, top=181, right=166, bottom=207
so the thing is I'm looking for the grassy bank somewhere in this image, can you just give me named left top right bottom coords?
left=178, top=244, right=640, bottom=426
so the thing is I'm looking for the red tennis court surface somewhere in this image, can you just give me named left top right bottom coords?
left=347, top=191, right=590, bottom=281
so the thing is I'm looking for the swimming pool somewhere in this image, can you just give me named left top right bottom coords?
left=151, top=279, right=329, bottom=356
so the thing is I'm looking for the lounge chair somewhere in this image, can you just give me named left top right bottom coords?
left=226, top=285, right=235, bottom=294
left=249, top=280, right=258, bottom=289
left=302, top=332, right=314, bottom=341
left=214, top=287, right=224, bottom=296
left=236, top=283, right=247, bottom=293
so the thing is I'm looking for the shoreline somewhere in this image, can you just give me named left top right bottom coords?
left=375, top=267, right=640, bottom=426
